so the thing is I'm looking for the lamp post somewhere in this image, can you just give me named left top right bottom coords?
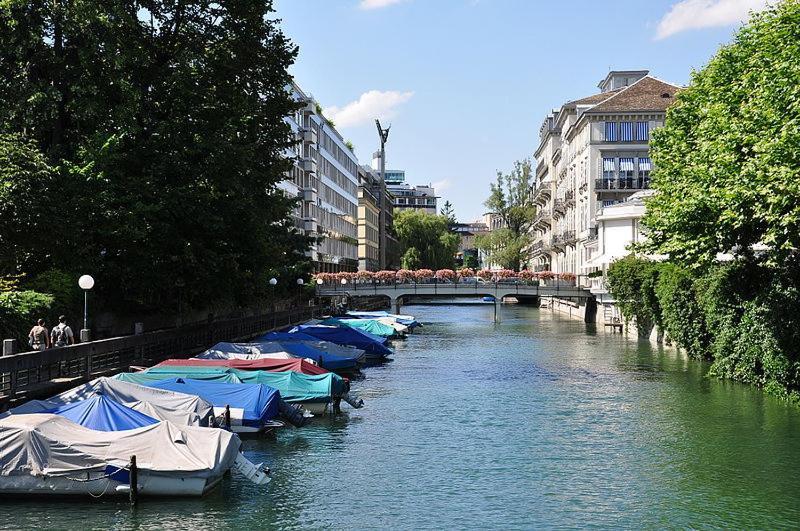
left=297, top=278, right=305, bottom=310
left=268, top=278, right=277, bottom=328
left=78, top=275, right=94, bottom=342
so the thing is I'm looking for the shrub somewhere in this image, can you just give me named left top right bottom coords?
left=654, top=263, right=711, bottom=359
left=477, top=269, right=493, bottom=280
left=606, top=255, right=661, bottom=338
left=0, top=290, right=55, bottom=344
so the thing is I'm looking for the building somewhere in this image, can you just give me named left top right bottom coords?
left=530, top=70, right=679, bottom=282
left=453, top=221, right=490, bottom=268
left=357, top=166, right=382, bottom=272
left=375, top=158, right=438, bottom=215
left=283, top=82, right=359, bottom=272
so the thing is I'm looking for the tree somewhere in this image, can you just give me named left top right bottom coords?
left=394, top=209, right=459, bottom=270
left=440, top=200, right=456, bottom=228
left=476, top=160, right=536, bottom=271
left=641, top=1, right=800, bottom=269
left=605, top=255, right=661, bottom=339
left=0, top=1, right=310, bottom=313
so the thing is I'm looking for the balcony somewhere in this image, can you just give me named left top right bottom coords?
left=300, top=157, right=317, bottom=173
left=595, top=176, right=651, bottom=192
left=301, top=188, right=318, bottom=203
left=533, top=182, right=552, bottom=202
left=303, top=219, right=318, bottom=233
left=565, top=189, right=575, bottom=206
left=586, top=226, right=598, bottom=243
left=561, top=230, right=576, bottom=246
left=552, top=199, right=565, bottom=217
left=533, top=208, right=552, bottom=228
left=301, top=128, right=317, bottom=144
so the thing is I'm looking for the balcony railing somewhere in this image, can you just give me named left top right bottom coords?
left=595, top=176, right=651, bottom=191
left=533, top=208, right=552, bottom=226
left=587, top=226, right=598, bottom=243
left=553, top=199, right=565, bottom=216
left=561, top=230, right=576, bottom=245
left=565, top=189, right=575, bottom=205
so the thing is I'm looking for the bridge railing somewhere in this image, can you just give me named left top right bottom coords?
left=316, top=276, right=593, bottom=296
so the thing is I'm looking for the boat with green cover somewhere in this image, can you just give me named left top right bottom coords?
left=320, top=317, right=398, bottom=338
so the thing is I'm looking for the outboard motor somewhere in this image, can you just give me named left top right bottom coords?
left=278, top=399, right=312, bottom=428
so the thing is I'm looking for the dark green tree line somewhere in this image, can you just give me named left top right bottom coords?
left=0, top=1, right=310, bottom=317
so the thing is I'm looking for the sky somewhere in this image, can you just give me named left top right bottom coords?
left=272, top=0, right=769, bottom=222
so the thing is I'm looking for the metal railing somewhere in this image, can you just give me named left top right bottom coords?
left=595, top=177, right=651, bottom=191
left=0, top=306, right=322, bottom=405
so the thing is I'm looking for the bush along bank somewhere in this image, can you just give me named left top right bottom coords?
left=606, top=255, right=800, bottom=404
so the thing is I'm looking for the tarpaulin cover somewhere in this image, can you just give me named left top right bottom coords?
left=49, top=395, right=159, bottom=431
left=346, top=311, right=421, bottom=328
left=146, top=378, right=280, bottom=428
left=201, top=339, right=362, bottom=371
left=320, top=317, right=397, bottom=338
left=115, top=367, right=344, bottom=403
left=9, top=377, right=214, bottom=427
left=157, top=357, right=330, bottom=376
left=0, top=414, right=240, bottom=479
left=285, top=325, right=392, bottom=356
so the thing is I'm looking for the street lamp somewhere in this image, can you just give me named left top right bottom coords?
left=78, top=274, right=94, bottom=342
left=296, top=278, right=305, bottom=308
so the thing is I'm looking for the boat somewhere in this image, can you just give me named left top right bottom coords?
left=482, top=296, right=496, bottom=302
left=285, top=325, right=393, bottom=359
left=0, top=413, right=242, bottom=497
left=114, top=367, right=359, bottom=415
left=7, top=377, right=215, bottom=427
left=143, top=378, right=282, bottom=434
left=319, top=317, right=399, bottom=338
left=256, top=333, right=368, bottom=369
left=156, top=357, right=330, bottom=376
left=48, top=395, right=160, bottom=430
left=199, top=340, right=363, bottom=372
left=346, top=311, right=421, bottom=329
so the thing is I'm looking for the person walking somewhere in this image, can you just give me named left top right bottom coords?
left=51, top=315, right=75, bottom=347
left=28, top=319, right=50, bottom=351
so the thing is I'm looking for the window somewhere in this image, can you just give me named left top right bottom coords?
left=619, top=158, right=635, bottom=189
left=636, top=122, right=649, bottom=141
left=604, top=122, right=617, bottom=141
left=620, top=122, right=634, bottom=141
left=602, top=158, right=615, bottom=184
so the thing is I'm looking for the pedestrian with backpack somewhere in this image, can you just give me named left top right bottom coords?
left=28, top=319, right=50, bottom=351
left=51, top=315, right=75, bottom=347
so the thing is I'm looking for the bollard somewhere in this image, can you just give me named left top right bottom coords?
left=133, top=322, right=144, bottom=335
left=129, top=455, right=138, bottom=506
left=80, top=329, right=91, bottom=343
left=2, top=339, right=18, bottom=356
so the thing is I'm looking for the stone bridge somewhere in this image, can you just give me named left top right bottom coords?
left=316, top=280, right=596, bottom=320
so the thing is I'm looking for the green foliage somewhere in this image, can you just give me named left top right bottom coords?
left=0, top=290, right=55, bottom=344
left=394, top=210, right=459, bottom=269
left=401, top=247, right=421, bottom=270
left=440, top=200, right=456, bottom=227
left=654, top=263, right=711, bottom=359
left=642, top=1, right=800, bottom=269
left=478, top=160, right=535, bottom=271
left=463, top=253, right=478, bottom=269
left=605, top=255, right=661, bottom=338
left=22, top=268, right=83, bottom=321
left=0, top=1, right=310, bottom=314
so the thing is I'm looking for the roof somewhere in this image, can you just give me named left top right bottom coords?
left=565, top=88, right=623, bottom=107
left=587, top=76, right=680, bottom=113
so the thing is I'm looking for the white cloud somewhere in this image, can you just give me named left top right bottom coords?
left=325, top=90, right=414, bottom=129
left=655, top=0, right=769, bottom=39
left=432, top=179, right=451, bottom=192
left=359, top=0, right=406, bottom=10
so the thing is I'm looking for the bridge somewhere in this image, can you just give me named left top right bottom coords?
left=316, top=280, right=596, bottom=320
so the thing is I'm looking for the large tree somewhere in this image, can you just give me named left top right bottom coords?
left=476, top=159, right=536, bottom=271
left=394, top=209, right=459, bottom=270
left=641, top=0, right=800, bottom=268
left=0, top=1, right=309, bottom=311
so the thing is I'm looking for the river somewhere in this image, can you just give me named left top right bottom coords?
left=2, top=303, right=800, bottom=529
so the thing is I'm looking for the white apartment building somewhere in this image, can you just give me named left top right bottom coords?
left=530, top=70, right=679, bottom=284
left=375, top=160, right=438, bottom=215
left=283, top=83, right=359, bottom=272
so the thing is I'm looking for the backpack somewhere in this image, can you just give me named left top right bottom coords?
left=54, top=324, right=69, bottom=346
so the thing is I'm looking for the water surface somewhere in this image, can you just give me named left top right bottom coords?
left=2, top=304, right=799, bottom=529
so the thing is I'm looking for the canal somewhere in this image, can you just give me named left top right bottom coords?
left=2, top=303, right=800, bottom=529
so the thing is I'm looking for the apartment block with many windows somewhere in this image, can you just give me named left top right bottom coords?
left=530, top=70, right=679, bottom=283
left=283, top=82, right=359, bottom=272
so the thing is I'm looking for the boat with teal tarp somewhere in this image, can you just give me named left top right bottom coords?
left=320, top=317, right=399, bottom=338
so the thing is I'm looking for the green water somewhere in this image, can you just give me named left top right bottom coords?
left=2, top=304, right=800, bottom=529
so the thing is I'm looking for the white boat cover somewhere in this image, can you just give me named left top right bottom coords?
left=0, top=414, right=240, bottom=479
left=374, top=317, right=409, bottom=333
left=8, top=377, right=214, bottom=427
left=200, top=349, right=299, bottom=361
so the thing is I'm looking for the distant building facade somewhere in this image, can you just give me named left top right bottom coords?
left=530, top=70, right=679, bottom=282
left=374, top=158, right=438, bottom=215
left=283, top=82, right=359, bottom=272
left=453, top=221, right=490, bottom=268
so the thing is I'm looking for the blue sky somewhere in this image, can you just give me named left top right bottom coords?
left=273, top=0, right=768, bottom=222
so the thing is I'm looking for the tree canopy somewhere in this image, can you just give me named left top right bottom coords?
left=394, top=209, right=459, bottom=270
left=0, top=0, right=310, bottom=313
left=641, top=0, right=800, bottom=268
left=476, top=159, right=536, bottom=271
